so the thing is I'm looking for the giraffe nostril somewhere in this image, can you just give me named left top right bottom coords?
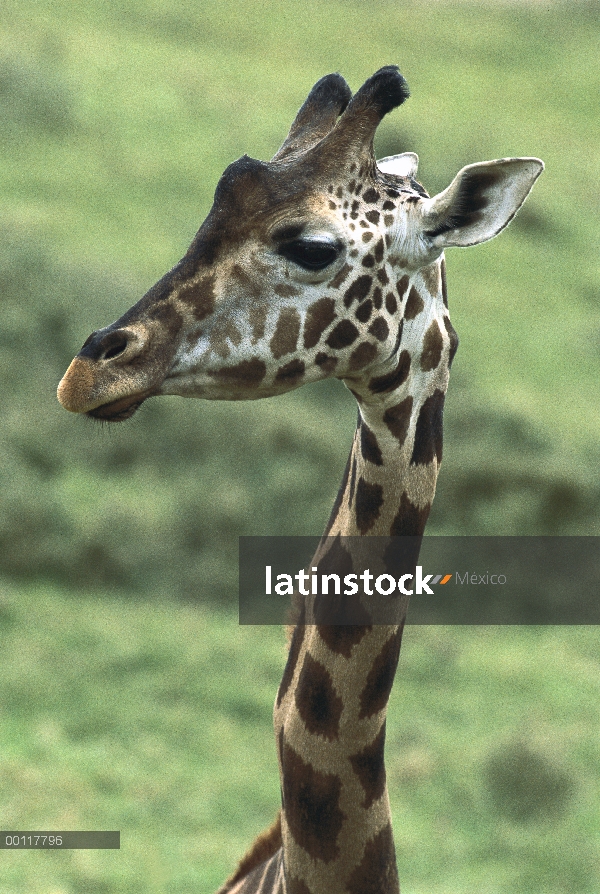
left=101, top=331, right=130, bottom=361
left=79, top=327, right=143, bottom=363
left=82, top=329, right=131, bottom=362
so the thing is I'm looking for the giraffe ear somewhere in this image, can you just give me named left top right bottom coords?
left=272, top=73, right=352, bottom=162
left=377, top=152, right=419, bottom=178
left=421, top=158, right=544, bottom=248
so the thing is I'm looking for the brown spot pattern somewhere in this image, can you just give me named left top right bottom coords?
left=314, top=536, right=371, bottom=627
left=303, top=297, right=336, bottom=349
left=368, top=317, right=389, bottom=342
left=172, top=275, right=214, bottom=321
left=274, top=283, right=301, bottom=298
left=356, top=300, right=373, bottom=323
left=355, top=477, right=384, bottom=534
left=346, top=823, right=400, bottom=894
left=382, top=395, right=413, bottom=446
left=396, top=275, right=410, bottom=301
left=249, top=303, right=267, bottom=344
left=270, top=308, right=301, bottom=359
left=360, top=423, right=383, bottom=466
left=443, top=315, right=459, bottom=366
left=326, top=319, right=359, bottom=349
left=209, top=358, right=267, bottom=387
left=420, top=320, right=443, bottom=371
left=372, top=286, right=383, bottom=309
left=385, top=292, right=397, bottom=314
left=421, top=262, right=441, bottom=295
left=295, top=652, right=343, bottom=741
left=390, top=318, right=404, bottom=356
left=390, top=492, right=431, bottom=537
left=328, top=263, right=352, bottom=289
left=362, top=187, right=380, bottom=204
left=377, top=269, right=389, bottom=285
left=317, top=624, right=370, bottom=657
left=275, top=359, right=305, bottom=385
left=344, top=275, right=373, bottom=307
left=365, top=210, right=380, bottom=225
left=358, top=627, right=403, bottom=719
left=411, top=389, right=445, bottom=466
left=349, top=341, right=378, bottom=371
left=281, top=740, right=344, bottom=863
left=315, top=353, right=338, bottom=374
left=349, top=722, right=387, bottom=809
left=404, top=286, right=424, bottom=320
left=383, top=537, right=422, bottom=579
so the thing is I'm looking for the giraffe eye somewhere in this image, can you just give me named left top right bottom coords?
left=278, top=239, right=339, bottom=270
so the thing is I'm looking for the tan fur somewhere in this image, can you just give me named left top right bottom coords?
left=56, top=358, right=95, bottom=412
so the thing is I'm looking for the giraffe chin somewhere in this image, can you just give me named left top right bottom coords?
left=87, top=393, right=148, bottom=422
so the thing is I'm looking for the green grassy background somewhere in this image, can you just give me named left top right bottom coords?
left=0, top=0, right=598, bottom=891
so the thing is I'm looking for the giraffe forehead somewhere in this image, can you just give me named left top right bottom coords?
left=191, top=161, right=425, bottom=287
left=212, top=153, right=347, bottom=222
left=213, top=152, right=420, bottom=231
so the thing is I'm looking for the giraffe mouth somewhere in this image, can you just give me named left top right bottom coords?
left=87, top=393, right=149, bottom=422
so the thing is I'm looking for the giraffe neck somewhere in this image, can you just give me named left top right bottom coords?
left=273, top=335, right=449, bottom=894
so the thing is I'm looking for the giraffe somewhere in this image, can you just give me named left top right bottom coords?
left=57, top=67, right=543, bottom=893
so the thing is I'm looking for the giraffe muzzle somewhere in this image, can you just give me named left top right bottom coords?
left=57, top=325, right=160, bottom=418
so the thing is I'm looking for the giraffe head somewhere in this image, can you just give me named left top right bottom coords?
left=57, top=67, right=542, bottom=420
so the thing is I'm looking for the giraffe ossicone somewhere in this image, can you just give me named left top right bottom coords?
left=57, top=67, right=543, bottom=894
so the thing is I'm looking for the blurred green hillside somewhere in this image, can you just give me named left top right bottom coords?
left=1, top=586, right=598, bottom=894
left=0, top=0, right=598, bottom=595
